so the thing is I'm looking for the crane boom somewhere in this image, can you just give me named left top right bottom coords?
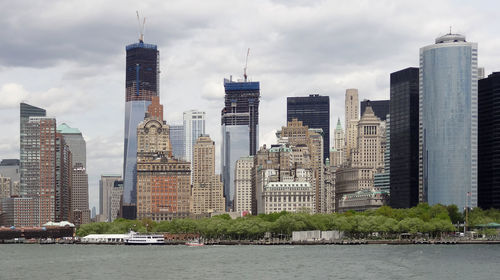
left=136, top=11, right=145, bottom=43
left=244, top=48, right=250, bottom=82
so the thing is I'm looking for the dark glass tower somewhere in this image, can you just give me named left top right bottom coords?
left=361, top=100, right=390, bottom=121
left=221, top=77, right=260, bottom=209
left=123, top=39, right=159, bottom=206
left=478, top=72, right=500, bottom=209
left=287, top=94, right=330, bottom=162
left=389, top=67, right=419, bottom=208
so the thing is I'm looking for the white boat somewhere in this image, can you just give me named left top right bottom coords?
left=125, top=232, right=165, bottom=245
left=185, top=239, right=204, bottom=246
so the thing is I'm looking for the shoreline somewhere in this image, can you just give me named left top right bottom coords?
left=3, top=239, right=500, bottom=245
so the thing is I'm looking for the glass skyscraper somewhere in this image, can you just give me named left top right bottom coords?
left=169, top=125, right=186, bottom=161
left=123, top=38, right=159, bottom=205
left=419, top=33, right=478, bottom=210
left=478, top=72, right=500, bottom=209
left=287, top=94, right=330, bottom=162
left=221, top=77, right=260, bottom=209
left=183, top=110, right=206, bottom=163
left=389, top=67, right=419, bottom=209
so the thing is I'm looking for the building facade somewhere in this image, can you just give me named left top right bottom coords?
left=478, top=72, right=500, bottom=209
left=331, top=119, right=345, bottom=167
left=344, top=89, right=359, bottom=161
left=419, top=33, right=478, bottom=210
left=183, top=110, right=206, bottom=165
left=136, top=103, right=191, bottom=221
left=234, top=156, right=254, bottom=213
left=287, top=94, right=330, bottom=162
left=190, top=135, right=225, bottom=215
left=123, top=38, right=160, bottom=207
left=389, top=67, right=420, bottom=208
left=99, top=174, right=121, bottom=222
left=221, top=77, right=260, bottom=209
left=57, top=123, right=89, bottom=224
left=169, top=124, right=185, bottom=160
left=262, top=182, right=314, bottom=214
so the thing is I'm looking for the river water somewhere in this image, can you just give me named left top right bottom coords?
left=0, top=244, right=499, bottom=279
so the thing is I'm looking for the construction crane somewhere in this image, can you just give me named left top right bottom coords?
left=243, top=48, right=250, bottom=82
left=136, top=11, right=146, bottom=43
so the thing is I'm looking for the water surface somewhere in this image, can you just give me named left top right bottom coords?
left=0, top=244, right=498, bottom=279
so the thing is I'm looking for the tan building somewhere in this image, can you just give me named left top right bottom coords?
left=345, top=89, right=359, bottom=161
left=336, top=104, right=386, bottom=211
left=262, top=181, right=314, bottom=214
left=323, top=160, right=336, bottom=213
left=279, top=119, right=324, bottom=213
left=136, top=99, right=191, bottom=221
left=253, top=144, right=316, bottom=214
left=234, top=156, right=254, bottom=213
left=190, top=135, right=225, bottom=215
left=331, top=118, right=345, bottom=167
left=0, top=176, right=11, bottom=200
left=99, top=174, right=121, bottom=222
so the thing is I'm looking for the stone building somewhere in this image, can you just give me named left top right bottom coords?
left=190, top=135, right=225, bottom=214
left=234, top=156, right=254, bottom=213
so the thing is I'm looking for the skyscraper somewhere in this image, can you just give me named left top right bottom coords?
left=221, top=76, right=260, bottom=209
left=123, top=36, right=159, bottom=206
left=478, top=72, right=500, bottom=209
left=287, top=94, right=330, bottom=162
left=419, top=33, right=478, bottom=210
left=57, top=123, right=89, bottom=224
left=190, top=135, right=225, bottom=214
left=361, top=100, right=390, bottom=121
left=20, top=103, right=46, bottom=195
left=331, top=118, right=345, bottom=167
left=183, top=110, right=206, bottom=169
left=390, top=67, right=419, bottom=208
left=169, top=125, right=185, bottom=160
left=344, top=89, right=359, bottom=161
left=99, top=174, right=121, bottom=222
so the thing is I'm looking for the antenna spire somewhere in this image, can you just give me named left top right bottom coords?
left=449, top=26, right=452, bottom=34
left=244, top=48, right=250, bottom=82
left=136, top=11, right=146, bottom=43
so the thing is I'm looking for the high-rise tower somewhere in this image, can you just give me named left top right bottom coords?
left=419, top=33, right=478, bottom=210
left=478, top=72, right=500, bottom=209
left=221, top=76, right=260, bottom=209
left=123, top=34, right=159, bottom=206
left=287, top=94, right=330, bottom=162
left=183, top=110, right=206, bottom=166
left=344, top=89, right=359, bottom=161
left=390, top=67, right=419, bottom=208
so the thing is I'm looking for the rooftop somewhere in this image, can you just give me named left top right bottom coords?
left=57, top=123, right=81, bottom=134
left=435, top=33, right=466, bottom=44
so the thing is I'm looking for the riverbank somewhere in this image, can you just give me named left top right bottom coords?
left=3, top=238, right=500, bottom=245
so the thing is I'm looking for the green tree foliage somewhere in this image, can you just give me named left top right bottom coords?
left=76, top=204, right=500, bottom=239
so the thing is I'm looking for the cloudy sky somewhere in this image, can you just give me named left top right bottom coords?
left=1, top=0, right=499, bottom=212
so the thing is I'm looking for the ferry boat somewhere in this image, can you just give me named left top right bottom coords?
left=125, top=232, right=165, bottom=245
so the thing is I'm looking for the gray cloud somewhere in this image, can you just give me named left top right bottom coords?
left=1, top=0, right=500, bottom=211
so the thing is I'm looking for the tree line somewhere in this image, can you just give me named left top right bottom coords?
left=76, top=204, right=500, bottom=239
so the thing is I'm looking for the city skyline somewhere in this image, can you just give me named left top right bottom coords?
left=1, top=1, right=500, bottom=211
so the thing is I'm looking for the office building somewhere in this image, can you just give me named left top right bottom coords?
left=20, top=103, right=46, bottom=196
left=221, top=76, right=260, bottom=209
left=0, top=159, right=20, bottom=197
left=478, top=72, right=500, bottom=209
left=361, top=100, right=390, bottom=121
left=331, top=119, right=345, bottom=167
left=190, top=135, right=225, bottom=215
left=374, top=115, right=390, bottom=193
left=57, top=123, right=89, bottom=224
left=419, top=33, right=478, bottom=210
left=287, top=94, right=330, bottom=162
left=136, top=100, right=191, bottom=221
left=169, top=125, right=185, bottom=160
left=183, top=110, right=206, bottom=164
left=389, top=67, right=419, bottom=208
left=234, top=156, right=254, bottom=213
left=99, top=174, right=121, bottom=222
left=344, top=89, right=359, bottom=161
left=123, top=35, right=160, bottom=207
